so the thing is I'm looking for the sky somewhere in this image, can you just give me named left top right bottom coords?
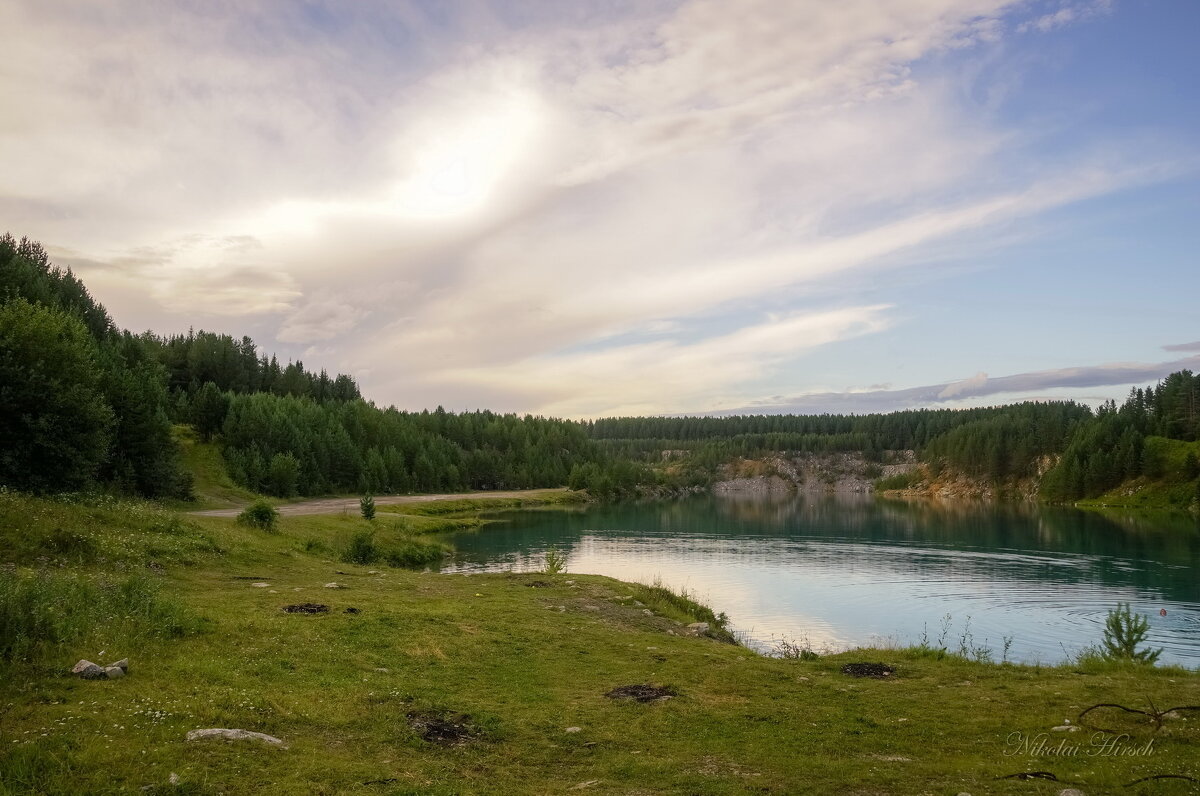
left=2, top=0, right=1198, bottom=418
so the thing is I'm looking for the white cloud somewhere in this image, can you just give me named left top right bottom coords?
left=0, top=0, right=1183, bottom=415
left=1018, top=0, right=1113, bottom=33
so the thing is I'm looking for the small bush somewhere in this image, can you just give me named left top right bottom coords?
left=383, top=538, right=445, bottom=569
left=360, top=494, right=376, bottom=521
left=1100, top=603, right=1162, bottom=665
left=302, top=538, right=327, bottom=554
left=874, top=471, right=921, bottom=491
left=542, top=546, right=567, bottom=575
left=342, top=530, right=380, bottom=565
left=236, top=500, right=279, bottom=532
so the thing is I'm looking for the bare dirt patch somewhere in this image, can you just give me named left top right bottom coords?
left=282, top=603, right=329, bottom=614
left=406, top=711, right=477, bottom=746
left=605, top=684, right=678, bottom=702
left=841, top=662, right=895, bottom=678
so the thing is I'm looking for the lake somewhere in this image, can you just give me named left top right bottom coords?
left=439, top=493, right=1200, bottom=666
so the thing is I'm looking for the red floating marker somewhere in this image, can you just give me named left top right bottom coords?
left=1159, top=608, right=1168, bottom=617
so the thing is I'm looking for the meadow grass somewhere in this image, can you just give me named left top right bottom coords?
left=1, top=490, right=1197, bottom=794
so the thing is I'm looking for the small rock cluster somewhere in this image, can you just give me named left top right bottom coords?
left=71, top=658, right=128, bottom=680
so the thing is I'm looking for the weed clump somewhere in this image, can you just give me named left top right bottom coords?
left=342, top=530, right=380, bottom=565
left=342, top=530, right=443, bottom=569
left=0, top=570, right=193, bottom=663
left=383, top=539, right=444, bottom=569
left=237, top=500, right=279, bottom=532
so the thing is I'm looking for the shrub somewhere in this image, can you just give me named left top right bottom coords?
left=542, top=546, right=567, bottom=575
left=382, top=538, right=445, bottom=569
left=874, top=471, right=921, bottom=491
left=342, top=530, right=380, bottom=565
left=236, top=500, right=279, bottom=532
left=360, top=494, right=376, bottom=521
left=1100, top=603, right=1162, bottom=665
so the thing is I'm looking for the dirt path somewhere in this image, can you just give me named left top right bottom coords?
left=189, top=489, right=570, bottom=518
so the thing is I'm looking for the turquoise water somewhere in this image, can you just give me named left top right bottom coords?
left=439, top=493, right=1200, bottom=666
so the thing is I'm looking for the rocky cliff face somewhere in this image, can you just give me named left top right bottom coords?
left=712, top=451, right=917, bottom=495
left=711, top=451, right=1048, bottom=501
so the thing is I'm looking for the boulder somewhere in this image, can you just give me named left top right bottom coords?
left=185, top=728, right=288, bottom=748
left=71, top=660, right=106, bottom=680
left=104, top=666, right=125, bottom=679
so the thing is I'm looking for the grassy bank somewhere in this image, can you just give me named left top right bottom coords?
left=1, top=491, right=1198, bottom=794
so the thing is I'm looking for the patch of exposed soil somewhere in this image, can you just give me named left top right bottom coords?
left=524, top=580, right=552, bottom=588
left=605, top=684, right=678, bottom=702
left=406, top=711, right=476, bottom=746
left=282, top=603, right=329, bottom=614
left=841, top=662, right=894, bottom=678
left=344, top=607, right=361, bottom=614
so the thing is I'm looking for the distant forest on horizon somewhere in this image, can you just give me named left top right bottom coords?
left=2, top=233, right=1198, bottom=504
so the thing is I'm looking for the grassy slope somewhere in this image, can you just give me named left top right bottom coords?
left=171, top=425, right=263, bottom=511
left=1077, top=437, right=1200, bottom=513
left=2, top=493, right=1198, bottom=794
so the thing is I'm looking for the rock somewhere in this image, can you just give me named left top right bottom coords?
left=104, top=666, right=125, bottom=679
left=112, top=658, right=129, bottom=673
left=1057, top=790, right=1086, bottom=796
left=581, top=605, right=600, bottom=612
left=1051, top=724, right=1080, bottom=732
left=565, top=726, right=582, bottom=733
left=642, top=609, right=653, bottom=616
left=324, top=582, right=343, bottom=589
left=71, top=660, right=106, bottom=680
left=569, top=781, right=599, bottom=790
left=169, top=773, right=180, bottom=786
left=186, top=728, right=288, bottom=748
left=686, top=622, right=710, bottom=635
left=251, top=582, right=270, bottom=588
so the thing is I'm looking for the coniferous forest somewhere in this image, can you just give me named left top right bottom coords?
left=2, top=233, right=1198, bottom=506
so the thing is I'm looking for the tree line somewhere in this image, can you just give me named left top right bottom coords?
left=1040, top=372, right=1200, bottom=500
left=3, top=232, right=1196, bottom=505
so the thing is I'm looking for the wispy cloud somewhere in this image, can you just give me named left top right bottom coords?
left=1018, top=0, right=1113, bottom=34
left=719, top=354, right=1200, bottom=416
left=1, top=0, right=1190, bottom=416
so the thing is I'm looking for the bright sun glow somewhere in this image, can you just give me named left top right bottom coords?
left=391, top=96, right=542, bottom=219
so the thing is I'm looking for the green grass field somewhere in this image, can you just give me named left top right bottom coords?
left=2, top=490, right=1198, bottom=794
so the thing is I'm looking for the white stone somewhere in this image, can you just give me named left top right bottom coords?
left=71, top=660, right=106, bottom=680
left=565, top=726, right=582, bottom=733
left=186, top=728, right=287, bottom=748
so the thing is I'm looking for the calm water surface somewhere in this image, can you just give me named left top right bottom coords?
left=439, top=493, right=1200, bottom=666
